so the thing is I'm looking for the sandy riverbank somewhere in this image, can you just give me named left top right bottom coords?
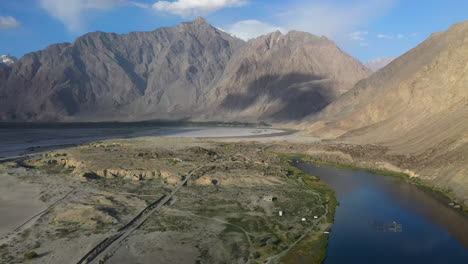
left=0, top=168, right=46, bottom=237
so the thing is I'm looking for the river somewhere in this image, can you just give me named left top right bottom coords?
left=296, top=161, right=468, bottom=264
left=0, top=123, right=288, bottom=159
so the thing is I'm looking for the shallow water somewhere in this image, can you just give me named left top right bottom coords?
left=297, top=161, right=468, bottom=264
left=0, top=124, right=287, bottom=158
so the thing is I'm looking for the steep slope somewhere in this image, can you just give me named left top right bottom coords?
left=306, top=21, right=468, bottom=203
left=203, top=31, right=370, bottom=122
left=0, top=18, right=244, bottom=121
left=364, top=57, right=395, bottom=71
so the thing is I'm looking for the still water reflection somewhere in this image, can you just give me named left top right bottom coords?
left=297, top=161, right=468, bottom=264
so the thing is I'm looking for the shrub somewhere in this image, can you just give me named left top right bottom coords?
left=24, top=251, right=38, bottom=259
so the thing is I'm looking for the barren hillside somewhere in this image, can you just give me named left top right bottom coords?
left=304, top=21, right=468, bottom=204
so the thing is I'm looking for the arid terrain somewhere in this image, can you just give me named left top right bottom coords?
left=0, top=134, right=337, bottom=264
left=300, top=22, right=468, bottom=206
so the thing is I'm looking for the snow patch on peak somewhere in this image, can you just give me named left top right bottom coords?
left=0, top=54, right=17, bottom=66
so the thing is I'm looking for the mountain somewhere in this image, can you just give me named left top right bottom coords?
left=203, top=31, right=370, bottom=122
left=364, top=57, right=395, bottom=71
left=305, top=21, right=468, bottom=203
left=0, top=54, right=17, bottom=68
left=0, top=18, right=243, bottom=121
left=0, top=18, right=369, bottom=122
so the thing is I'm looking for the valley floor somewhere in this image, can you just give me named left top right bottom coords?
left=0, top=135, right=334, bottom=264
left=0, top=127, right=465, bottom=263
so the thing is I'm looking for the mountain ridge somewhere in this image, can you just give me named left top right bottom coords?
left=0, top=17, right=369, bottom=123
left=364, top=57, right=395, bottom=71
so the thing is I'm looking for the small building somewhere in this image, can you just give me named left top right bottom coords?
left=301, top=218, right=306, bottom=221
left=279, top=211, right=283, bottom=216
left=262, top=195, right=275, bottom=202
left=314, top=216, right=318, bottom=219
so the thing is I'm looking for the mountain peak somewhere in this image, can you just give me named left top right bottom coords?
left=191, top=17, right=209, bottom=25
left=179, top=17, right=213, bottom=32
left=0, top=54, right=17, bottom=68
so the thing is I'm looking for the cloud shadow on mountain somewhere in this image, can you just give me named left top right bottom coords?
left=220, top=73, right=336, bottom=122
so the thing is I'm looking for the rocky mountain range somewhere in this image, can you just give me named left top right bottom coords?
left=0, top=18, right=369, bottom=122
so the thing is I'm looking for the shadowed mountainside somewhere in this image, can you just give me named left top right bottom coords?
left=0, top=18, right=369, bottom=122
left=202, top=31, right=370, bottom=122
left=219, top=73, right=334, bottom=121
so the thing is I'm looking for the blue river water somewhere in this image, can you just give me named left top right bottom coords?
left=297, top=161, right=468, bottom=264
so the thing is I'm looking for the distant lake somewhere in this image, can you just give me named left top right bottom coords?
left=297, top=161, right=468, bottom=264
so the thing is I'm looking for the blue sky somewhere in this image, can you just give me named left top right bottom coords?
left=0, top=0, right=467, bottom=62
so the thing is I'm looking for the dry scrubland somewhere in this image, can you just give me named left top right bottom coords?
left=0, top=137, right=335, bottom=264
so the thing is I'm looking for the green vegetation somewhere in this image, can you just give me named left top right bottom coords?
left=38, top=162, right=74, bottom=175
left=281, top=232, right=329, bottom=264
left=208, top=152, right=334, bottom=263
left=277, top=152, right=338, bottom=222
left=302, top=180, right=338, bottom=222
left=280, top=152, right=467, bottom=214
left=24, top=251, right=38, bottom=260
left=309, top=158, right=467, bottom=213
left=220, top=142, right=236, bottom=149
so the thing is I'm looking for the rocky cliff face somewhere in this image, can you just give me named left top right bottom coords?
left=0, top=18, right=368, bottom=122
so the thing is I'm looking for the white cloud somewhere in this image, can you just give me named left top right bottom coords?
left=397, top=34, right=404, bottom=39
left=0, top=16, right=20, bottom=30
left=360, top=42, right=369, bottom=46
left=125, top=1, right=151, bottom=8
left=377, top=34, right=393, bottom=39
left=222, top=0, right=397, bottom=44
left=39, top=0, right=147, bottom=32
left=349, top=31, right=368, bottom=41
left=152, top=0, right=247, bottom=17
left=276, top=0, right=397, bottom=40
left=224, top=20, right=285, bottom=40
